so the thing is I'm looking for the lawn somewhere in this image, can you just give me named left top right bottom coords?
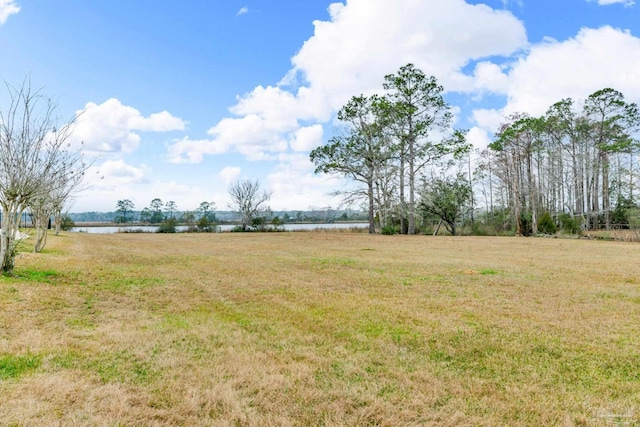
left=0, top=231, right=639, bottom=426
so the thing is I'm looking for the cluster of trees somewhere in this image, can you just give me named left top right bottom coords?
left=115, top=198, right=218, bottom=231
left=0, top=81, right=85, bottom=272
left=311, top=64, right=470, bottom=235
left=114, top=179, right=272, bottom=232
left=479, top=88, right=640, bottom=235
left=312, top=64, right=640, bottom=236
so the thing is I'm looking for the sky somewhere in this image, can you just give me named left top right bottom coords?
left=1, top=0, right=639, bottom=213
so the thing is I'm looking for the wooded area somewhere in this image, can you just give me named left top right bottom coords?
left=312, top=65, right=640, bottom=236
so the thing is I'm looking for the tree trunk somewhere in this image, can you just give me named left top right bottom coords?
left=408, top=135, right=416, bottom=235
left=399, top=154, right=407, bottom=234
left=602, top=153, right=610, bottom=230
left=591, top=153, right=601, bottom=230
left=367, top=181, right=375, bottom=234
left=54, top=209, right=62, bottom=235
left=0, top=205, right=19, bottom=273
left=527, top=148, right=537, bottom=235
left=34, top=210, right=49, bottom=253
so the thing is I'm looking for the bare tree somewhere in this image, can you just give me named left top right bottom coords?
left=228, top=180, right=271, bottom=231
left=30, top=147, right=86, bottom=252
left=0, top=80, right=82, bottom=271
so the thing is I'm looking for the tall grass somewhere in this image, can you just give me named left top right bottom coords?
left=0, top=232, right=639, bottom=425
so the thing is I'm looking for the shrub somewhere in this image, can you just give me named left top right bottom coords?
left=471, top=221, right=491, bottom=236
left=538, top=212, right=557, bottom=235
left=60, top=215, right=75, bottom=231
left=558, top=214, right=581, bottom=234
left=381, top=225, right=398, bottom=235
left=157, top=218, right=177, bottom=233
left=196, top=217, right=218, bottom=232
left=251, top=217, right=267, bottom=232
left=611, top=197, right=635, bottom=229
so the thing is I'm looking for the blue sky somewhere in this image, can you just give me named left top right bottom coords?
left=1, top=0, right=639, bottom=213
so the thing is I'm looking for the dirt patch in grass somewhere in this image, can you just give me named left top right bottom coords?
left=0, top=232, right=639, bottom=425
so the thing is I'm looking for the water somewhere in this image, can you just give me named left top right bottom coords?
left=71, top=223, right=369, bottom=234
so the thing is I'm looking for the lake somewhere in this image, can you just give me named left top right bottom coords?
left=72, top=223, right=369, bottom=234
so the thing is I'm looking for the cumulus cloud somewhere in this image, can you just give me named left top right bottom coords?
left=84, top=160, right=149, bottom=192
left=289, top=125, right=323, bottom=152
left=167, top=0, right=527, bottom=163
left=0, top=0, right=19, bottom=24
left=166, top=136, right=228, bottom=164
left=286, top=0, right=526, bottom=106
left=471, top=25, right=640, bottom=134
left=219, top=166, right=242, bottom=185
left=467, top=127, right=493, bottom=150
left=267, top=154, right=343, bottom=210
left=236, top=6, right=249, bottom=16
left=71, top=98, right=185, bottom=155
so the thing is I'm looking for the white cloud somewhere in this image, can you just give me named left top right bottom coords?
left=588, top=0, right=634, bottom=6
left=469, top=62, right=511, bottom=94
left=145, top=181, right=212, bottom=210
left=288, top=0, right=527, bottom=102
left=467, top=127, right=493, bottom=150
left=0, top=0, right=19, bottom=24
left=501, top=26, right=640, bottom=119
left=468, top=26, right=640, bottom=135
left=219, top=166, right=242, bottom=185
left=267, top=154, right=343, bottom=211
left=76, top=167, right=219, bottom=212
left=86, top=160, right=149, bottom=189
left=166, top=136, right=228, bottom=164
left=168, top=0, right=527, bottom=163
left=236, top=6, right=249, bottom=16
left=472, top=108, right=506, bottom=133
left=71, top=98, right=185, bottom=155
left=289, top=125, right=323, bottom=152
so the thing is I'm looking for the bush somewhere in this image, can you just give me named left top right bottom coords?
left=196, top=216, right=218, bottom=232
left=251, top=217, right=268, bottom=232
left=558, top=214, right=581, bottom=234
left=611, top=197, right=635, bottom=229
left=470, top=222, right=491, bottom=236
left=381, top=225, right=398, bottom=235
left=60, top=215, right=75, bottom=231
left=157, top=218, right=177, bottom=233
left=537, top=212, right=557, bottom=235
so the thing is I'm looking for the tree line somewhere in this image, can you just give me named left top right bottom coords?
left=479, top=89, right=640, bottom=235
left=113, top=180, right=373, bottom=232
left=114, top=179, right=273, bottom=232
left=311, top=64, right=640, bottom=236
left=115, top=198, right=218, bottom=232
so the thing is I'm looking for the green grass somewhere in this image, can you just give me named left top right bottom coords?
left=0, top=231, right=638, bottom=425
left=0, top=354, right=41, bottom=380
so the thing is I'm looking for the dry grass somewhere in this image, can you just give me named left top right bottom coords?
left=587, top=229, right=640, bottom=243
left=1, top=232, right=639, bottom=426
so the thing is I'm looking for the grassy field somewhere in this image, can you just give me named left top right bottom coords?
left=0, top=231, right=639, bottom=426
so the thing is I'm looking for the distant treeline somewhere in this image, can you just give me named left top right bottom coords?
left=69, top=209, right=368, bottom=224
